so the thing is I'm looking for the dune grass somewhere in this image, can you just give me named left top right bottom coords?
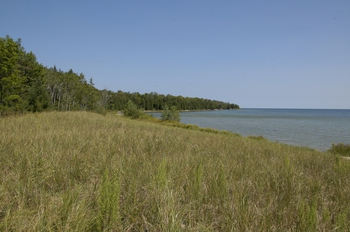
left=0, top=111, right=350, bottom=231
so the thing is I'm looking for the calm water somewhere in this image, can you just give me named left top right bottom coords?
left=150, top=109, right=350, bottom=151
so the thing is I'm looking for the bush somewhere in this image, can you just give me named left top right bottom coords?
left=94, top=107, right=107, bottom=116
left=248, top=135, right=266, bottom=140
left=199, top=127, right=219, bottom=134
left=186, top=124, right=200, bottom=130
left=124, top=100, right=143, bottom=119
left=3, top=94, right=26, bottom=112
left=139, top=113, right=155, bottom=120
left=161, top=105, right=180, bottom=122
left=328, top=143, right=350, bottom=157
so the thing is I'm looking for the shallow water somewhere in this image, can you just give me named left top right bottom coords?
left=150, top=109, right=350, bottom=151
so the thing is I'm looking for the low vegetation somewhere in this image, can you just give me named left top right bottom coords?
left=1, top=111, right=350, bottom=231
left=161, top=105, right=180, bottom=122
left=328, top=143, right=350, bottom=157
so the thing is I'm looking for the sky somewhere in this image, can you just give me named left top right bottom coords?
left=1, top=1, right=349, bottom=109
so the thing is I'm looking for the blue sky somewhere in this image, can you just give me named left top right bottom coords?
left=1, top=1, right=349, bottom=109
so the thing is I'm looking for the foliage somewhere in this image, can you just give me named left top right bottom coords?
left=0, top=36, right=49, bottom=115
left=161, top=105, right=180, bottom=122
left=248, top=135, right=267, bottom=140
left=328, top=143, right=350, bottom=157
left=107, top=91, right=239, bottom=111
left=123, top=100, right=143, bottom=118
left=2, top=95, right=26, bottom=113
left=44, top=67, right=100, bottom=111
left=26, top=79, right=50, bottom=112
left=1, top=35, right=240, bottom=116
left=93, top=107, right=107, bottom=116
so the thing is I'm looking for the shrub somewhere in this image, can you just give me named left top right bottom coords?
left=161, top=105, right=180, bottom=122
left=94, top=107, right=107, bottom=116
left=1, top=94, right=27, bottom=114
left=124, top=100, right=143, bottom=119
left=199, top=127, right=219, bottom=134
left=248, top=135, right=266, bottom=140
left=139, top=113, right=155, bottom=120
left=328, top=143, right=350, bottom=157
left=186, top=124, right=200, bottom=130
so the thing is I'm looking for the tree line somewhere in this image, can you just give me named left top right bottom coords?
left=0, top=35, right=239, bottom=116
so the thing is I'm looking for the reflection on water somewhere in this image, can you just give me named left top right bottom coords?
left=150, top=109, right=350, bottom=151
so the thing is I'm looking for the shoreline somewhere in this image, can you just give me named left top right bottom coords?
left=144, top=108, right=239, bottom=113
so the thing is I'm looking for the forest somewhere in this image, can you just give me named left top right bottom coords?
left=0, top=35, right=239, bottom=116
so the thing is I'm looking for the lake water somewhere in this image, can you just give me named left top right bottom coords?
left=150, top=109, right=350, bottom=151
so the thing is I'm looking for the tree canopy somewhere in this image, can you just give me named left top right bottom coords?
left=0, top=35, right=239, bottom=116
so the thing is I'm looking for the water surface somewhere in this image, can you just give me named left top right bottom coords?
left=150, top=109, right=350, bottom=151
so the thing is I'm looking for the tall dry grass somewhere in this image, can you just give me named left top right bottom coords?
left=0, top=111, right=349, bottom=231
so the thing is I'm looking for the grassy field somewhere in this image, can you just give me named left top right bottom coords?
left=0, top=111, right=350, bottom=231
